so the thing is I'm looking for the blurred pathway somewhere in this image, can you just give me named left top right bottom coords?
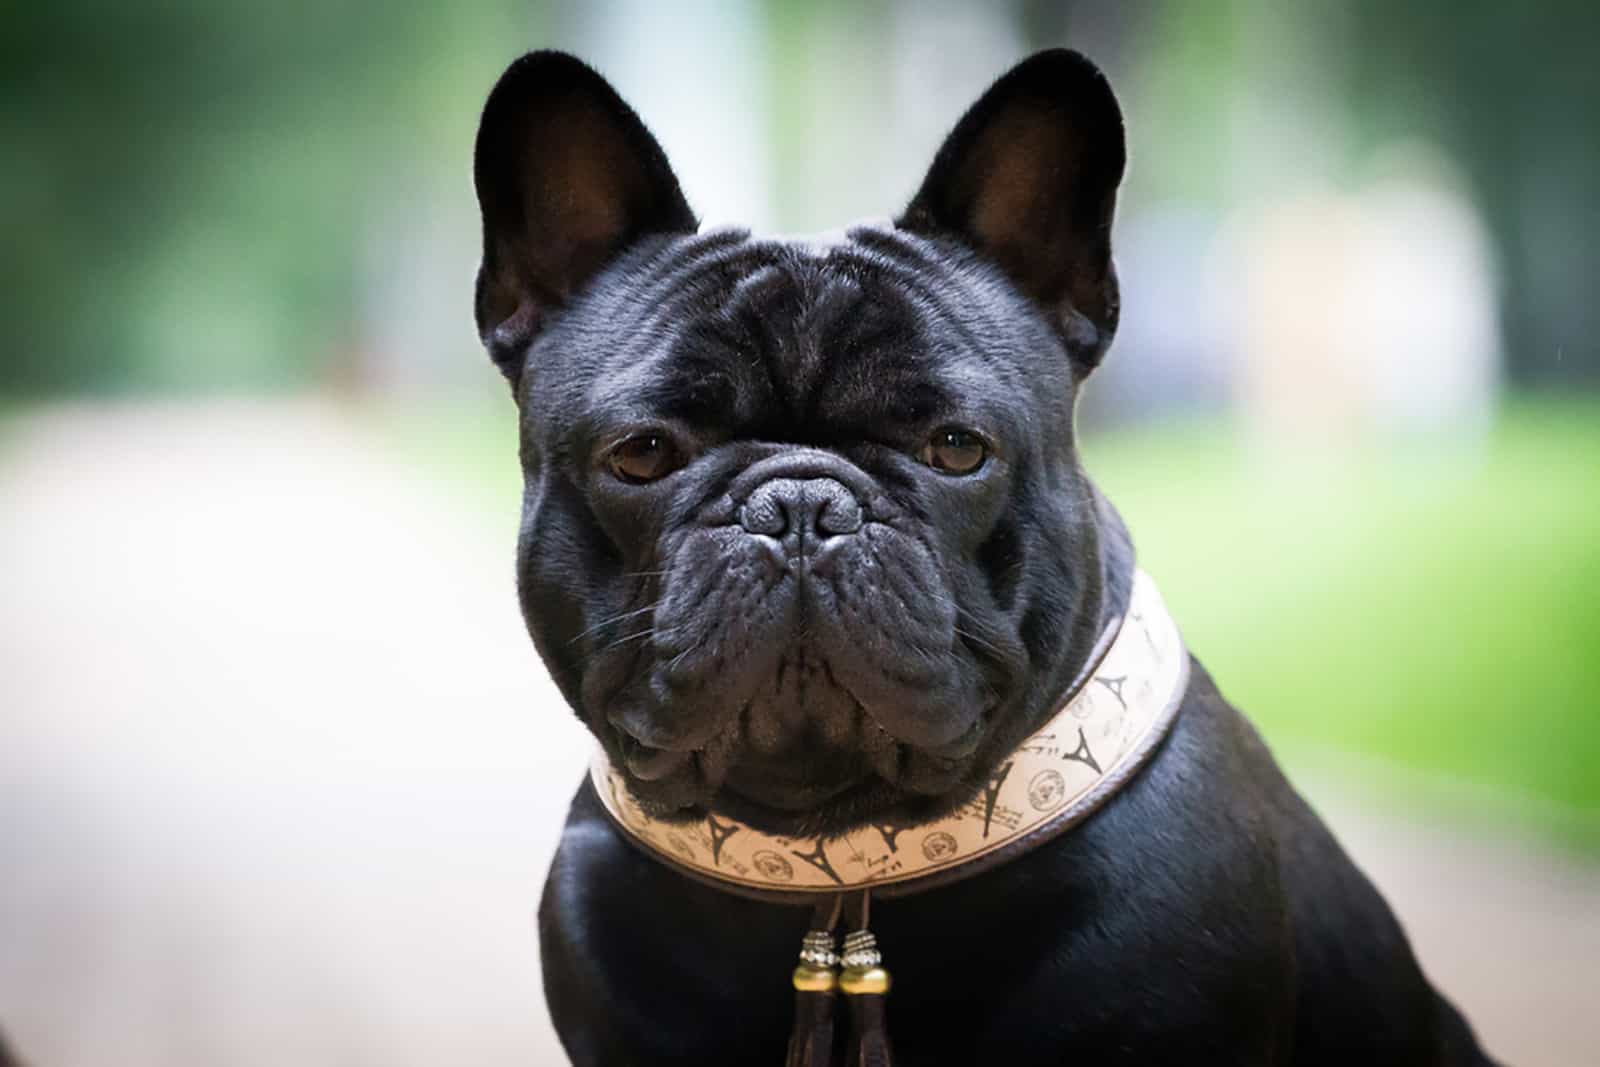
left=0, top=401, right=1594, bottom=1066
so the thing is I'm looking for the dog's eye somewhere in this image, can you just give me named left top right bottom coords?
left=607, top=433, right=683, bottom=484
left=920, top=428, right=988, bottom=475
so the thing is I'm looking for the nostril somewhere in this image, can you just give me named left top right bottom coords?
left=815, top=491, right=862, bottom=536
left=738, top=485, right=789, bottom=537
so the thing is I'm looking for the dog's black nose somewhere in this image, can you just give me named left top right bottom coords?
left=739, top=477, right=863, bottom=543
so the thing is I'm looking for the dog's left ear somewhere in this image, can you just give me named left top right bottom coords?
left=899, top=49, right=1126, bottom=375
left=473, top=51, right=696, bottom=386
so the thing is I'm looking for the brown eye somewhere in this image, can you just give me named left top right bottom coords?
left=607, top=433, right=682, bottom=484
left=921, top=428, right=988, bottom=475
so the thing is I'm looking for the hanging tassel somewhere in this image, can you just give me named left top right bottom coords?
left=785, top=898, right=842, bottom=1067
left=839, top=892, right=894, bottom=1067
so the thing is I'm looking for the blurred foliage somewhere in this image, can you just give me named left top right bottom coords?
left=1, top=0, right=535, bottom=396
left=380, top=395, right=1600, bottom=847
left=4, top=1, right=1599, bottom=394
left=1331, top=1, right=1600, bottom=388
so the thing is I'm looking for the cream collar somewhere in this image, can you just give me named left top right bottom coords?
left=590, top=569, right=1188, bottom=899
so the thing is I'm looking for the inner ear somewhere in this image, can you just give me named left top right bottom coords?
left=473, top=52, right=696, bottom=384
left=898, top=49, right=1126, bottom=374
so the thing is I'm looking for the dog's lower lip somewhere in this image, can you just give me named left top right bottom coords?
left=720, top=770, right=863, bottom=810
left=927, top=717, right=985, bottom=759
left=618, top=736, right=695, bottom=781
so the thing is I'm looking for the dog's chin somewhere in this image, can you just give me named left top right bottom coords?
left=613, top=734, right=988, bottom=837
left=721, top=754, right=872, bottom=811
left=602, top=645, right=1002, bottom=833
left=711, top=774, right=985, bottom=838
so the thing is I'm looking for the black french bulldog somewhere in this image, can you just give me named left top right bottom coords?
left=472, top=49, right=1496, bottom=1065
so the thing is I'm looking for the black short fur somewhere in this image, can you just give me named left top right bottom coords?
left=470, top=48, right=1497, bottom=1065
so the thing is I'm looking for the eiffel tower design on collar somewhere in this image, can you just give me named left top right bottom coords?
left=591, top=568, right=1189, bottom=900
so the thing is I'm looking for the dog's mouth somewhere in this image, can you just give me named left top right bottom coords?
left=607, top=682, right=993, bottom=823
left=722, top=752, right=871, bottom=810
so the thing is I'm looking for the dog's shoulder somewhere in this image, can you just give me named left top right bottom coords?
left=1146, top=662, right=1498, bottom=1064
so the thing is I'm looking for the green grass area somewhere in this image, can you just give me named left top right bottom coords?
left=1084, top=401, right=1600, bottom=844
left=385, top=397, right=1600, bottom=846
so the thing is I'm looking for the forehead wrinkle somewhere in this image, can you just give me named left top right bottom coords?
left=839, top=232, right=1002, bottom=355
left=841, top=228, right=1045, bottom=400
left=573, top=237, right=777, bottom=424
left=802, top=268, right=943, bottom=431
left=590, top=230, right=742, bottom=345
left=701, top=249, right=833, bottom=427
left=570, top=225, right=1054, bottom=448
left=622, top=233, right=773, bottom=346
left=791, top=265, right=876, bottom=418
left=583, top=318, right=686, bottom=427
left=615, top=254, right=813, bottom=434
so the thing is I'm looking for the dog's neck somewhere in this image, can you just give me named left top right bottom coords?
left=590, top=550, right=1187, bottom=903
left=1087, top=481, right=1137, bottom=660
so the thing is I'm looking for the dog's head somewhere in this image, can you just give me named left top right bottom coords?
left=472, top=50, right=1129, bottom=835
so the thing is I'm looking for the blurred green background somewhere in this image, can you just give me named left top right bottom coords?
left=5, top=3, right=1599, bottom=825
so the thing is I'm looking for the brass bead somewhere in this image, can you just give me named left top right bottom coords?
left=838, top=965, right=891, bottom=996
left=792, top=962, right=838, bottom=993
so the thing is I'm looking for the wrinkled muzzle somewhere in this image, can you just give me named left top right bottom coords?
left=590, top=449, right=1000, bottom=810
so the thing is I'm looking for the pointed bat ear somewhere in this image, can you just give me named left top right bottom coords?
left=472, top=51, right=695, bottom=387
left=899, top=49, right=1126, bottom=377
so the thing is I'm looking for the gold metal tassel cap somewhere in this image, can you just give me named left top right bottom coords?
left=793, top=928, right=841, bottom=992
left=837, top=930, right=891, bottom=996
left=793, top=961, right=839, bottom=993
left=837, top=966, right=890, bottom=996
left=786, top=927, right=840, bottom=1067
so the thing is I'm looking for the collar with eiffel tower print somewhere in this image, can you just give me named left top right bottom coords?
left=589, top=568, right=1189, bottom=901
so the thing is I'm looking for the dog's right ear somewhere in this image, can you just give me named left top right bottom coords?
left=473, top=51, right=696, bottom=387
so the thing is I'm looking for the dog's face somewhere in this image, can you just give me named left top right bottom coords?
left=473, top=51, right=1128, bottom=834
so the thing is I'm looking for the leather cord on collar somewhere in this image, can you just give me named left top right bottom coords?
left=786, top=890, right=893, bottom=1067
